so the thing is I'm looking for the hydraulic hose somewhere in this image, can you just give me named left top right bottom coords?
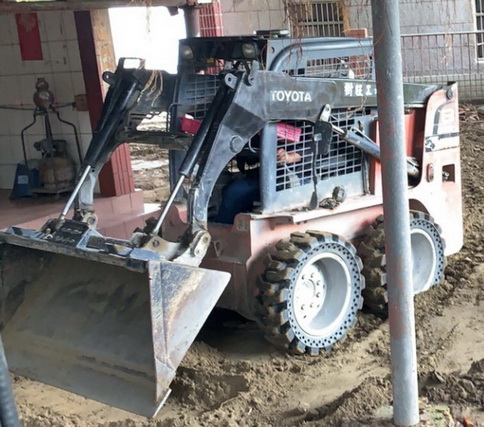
left=0, top=335, right=20, bottom=427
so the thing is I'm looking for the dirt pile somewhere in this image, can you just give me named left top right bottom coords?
left=171, top=342, right=251, bottom=411
left=424, top=360, right=484, bottom=407
left=301, top=376, right=393, bottom=426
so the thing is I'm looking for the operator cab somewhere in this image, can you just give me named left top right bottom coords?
left=123, top=34, right=423, bottom=225
left=173, top=34, right=376, bottom=223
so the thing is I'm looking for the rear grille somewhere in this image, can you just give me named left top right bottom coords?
left=177, top=74, right=221, bottom=124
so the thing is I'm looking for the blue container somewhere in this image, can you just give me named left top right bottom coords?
left=10, top=163, right=40, bottom=199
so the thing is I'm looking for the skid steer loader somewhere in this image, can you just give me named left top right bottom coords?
left=0, top=34, right=462, bottom=416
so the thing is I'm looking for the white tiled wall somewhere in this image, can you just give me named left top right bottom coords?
left=0, top=11, right=92, bottom=189
left=220, top=0, right=287, bottom=36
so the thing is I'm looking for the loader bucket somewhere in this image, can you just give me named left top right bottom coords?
left=0, top=231, right=230, bottom=417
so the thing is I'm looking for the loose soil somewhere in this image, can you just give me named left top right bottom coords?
left=10, top=113, right=484, bottom=426
left=130, top=144, right=170, bottom=204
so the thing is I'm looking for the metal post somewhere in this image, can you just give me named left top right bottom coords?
left=183, top=6, right=201, bottom=38
left=0, top=335, right=20, bottom=427
left=370, top=1, right=419, bottom=426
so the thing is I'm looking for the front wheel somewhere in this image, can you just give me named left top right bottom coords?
left=257, top=231, right=365, bottom=356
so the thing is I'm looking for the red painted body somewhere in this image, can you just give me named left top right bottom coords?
left=164, top=84, right=463, bottom=320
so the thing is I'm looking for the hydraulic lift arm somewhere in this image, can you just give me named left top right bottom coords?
left=51, top=61, right=435, bottom=266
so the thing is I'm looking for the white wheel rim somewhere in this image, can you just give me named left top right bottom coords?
left=411, top=228, right=437, bottom=293
left=293, top=252, right=351, bottom=337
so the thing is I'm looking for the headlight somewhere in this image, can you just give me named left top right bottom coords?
left=242, top=43, right=257, bottom=59
left=180, top=45, right=194, bottom=60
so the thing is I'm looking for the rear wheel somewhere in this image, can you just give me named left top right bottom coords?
left=257, top=231, right=365, bottom=356
left=358, top=211, right=446, bottom=316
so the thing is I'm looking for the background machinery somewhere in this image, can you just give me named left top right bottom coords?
left=0, top=34, right=462, bottom=416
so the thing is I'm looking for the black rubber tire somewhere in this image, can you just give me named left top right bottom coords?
left=257, top=231, right=365, bottom=356
left=358, top=211, right=446, bottom=316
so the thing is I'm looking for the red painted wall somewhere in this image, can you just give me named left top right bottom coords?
left=74, top=11, right=135, bottom=197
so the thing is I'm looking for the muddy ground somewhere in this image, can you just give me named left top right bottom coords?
left=11, top=113, right=484, bottom=426
left=130, top=144, right=170, bottom=204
